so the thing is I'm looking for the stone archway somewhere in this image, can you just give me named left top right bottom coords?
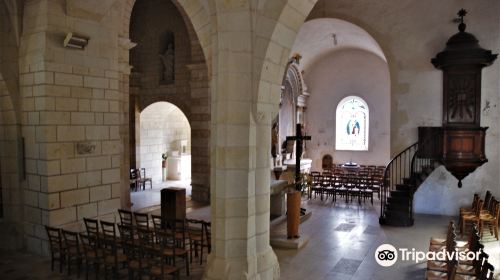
left=130, top=101, right=192, bottom=209
left=125, top=0, right=211, bottom=203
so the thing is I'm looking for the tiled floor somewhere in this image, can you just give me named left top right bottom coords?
left=275, top=198, right=500, bottom=280
left=0, top=196, right=498, bottom=279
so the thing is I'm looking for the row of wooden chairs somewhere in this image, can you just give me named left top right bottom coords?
left=459, top=191, right=500, bottom=240
left=426, top=222, right=495, bottom=279
left=117, top=209, right=211, bottom=265
left=320, top=164, right=385, bottom=177
left=46, top=210, right=211, bottom=279
left=309, top=171, right=381, bottom=204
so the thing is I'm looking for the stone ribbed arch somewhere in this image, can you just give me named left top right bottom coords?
left=253, top=0, right=318, bottom=121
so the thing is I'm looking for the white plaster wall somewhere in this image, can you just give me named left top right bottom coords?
left=414, top=165, right=494, bottom=216
left=304, top=49, right=390, bottom=169
left=138, top=102, right=190, bottom=183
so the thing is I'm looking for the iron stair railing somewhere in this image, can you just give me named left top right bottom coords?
left=379, top=142, right=418, bottom=220
left=380, top=130, right=441, bottom=223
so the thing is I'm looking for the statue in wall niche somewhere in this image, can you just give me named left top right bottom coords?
left=271, top=121, right=279, bottom=159
left=160, top=42, right=174, bottom=84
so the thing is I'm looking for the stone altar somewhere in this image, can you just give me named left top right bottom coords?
left=280, top=158, right=312, bottom=183
left=270, top=179, right=289, bottom=219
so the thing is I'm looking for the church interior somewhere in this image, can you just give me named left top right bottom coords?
left=0, top=0, right=499, bottom=279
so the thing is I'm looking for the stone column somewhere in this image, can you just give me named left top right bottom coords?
left=203, top=4, right=279, bottom=279
left=187, top=63, right=210, bottom=202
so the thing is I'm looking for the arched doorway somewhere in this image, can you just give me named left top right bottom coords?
left=131, top=102, right=191, bottom=210
left=127, top=0, right=211, bottom=205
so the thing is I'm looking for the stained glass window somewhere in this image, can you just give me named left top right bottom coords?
left=336, top=96, right=369, bottom=151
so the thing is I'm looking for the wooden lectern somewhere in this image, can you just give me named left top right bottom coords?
left=160, top=187, right=186, bottom=228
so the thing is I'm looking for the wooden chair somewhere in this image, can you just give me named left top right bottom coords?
left=425, top=259, right=457, bottom=280
left=359, top=176, right=374, bottom=204
left=144, top=225, right=180, bottom=280
left=336, top=175, right=349, bottom=202
left=204, top=221, right=212, bottom=255
left=45, top=225, right=66, bottom=273
left=84, top=218, right=100, bottom=241
left=430, top=221, right=455, bottom=247
left=479, top=198, right=499, bottom=240
left=347, top=176, right=361, bottom=204
left=100, top=221, right=127, bottom=279
left=79, top=233, right=100, bottom=280
left=130, top=168, right=139, bottom=192
left=137, top=168, right=153, bottom=190
left=100, top=220, right=119, bottom=244
left=62, top=229, right=82, bottom=278
left=371, top=175, right=382, bottom=198
left=483, top=191, right=493, bottom=212
left=310, top=172, right=323, bottom=199
left=118, top=224, right=146, bottom=279
left=456, top=250, right=489, bottom=277
left=460, top=200, right=483, bottom=237
left=427, top=239, right=457, bottom=272
left=118, top=209, right=133, bottom=226
left=165, top=219, right=190, bottom=276
left=134, top=212, right=150, bottom=230
left=429, top=221, right=471, bottom=252
left=186, top=219, right=205, bottom=265
left=460, top=194, right=480, bottom=215
left=320, top=173, right=333, bottom=201
left=478, top=262, right=495, bottom=280
left=320, top=171, right=332, bottom=200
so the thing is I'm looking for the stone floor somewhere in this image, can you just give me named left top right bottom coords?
left=130, top=179, right=191, bottom=211
left=1, top=196, right=499, bottom=279
left=275, top=198, right=500, bottom=280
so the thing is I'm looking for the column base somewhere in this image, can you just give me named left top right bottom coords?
left=203, top=247, right=279, bottom=280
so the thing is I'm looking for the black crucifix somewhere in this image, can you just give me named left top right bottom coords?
left=286, top=124, right=312, bottom=190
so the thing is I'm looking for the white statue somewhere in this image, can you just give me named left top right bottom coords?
left=159, top=43, right=174, bottom=83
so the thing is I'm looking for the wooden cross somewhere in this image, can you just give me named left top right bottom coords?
left=286, top=124, right=312, bottom=189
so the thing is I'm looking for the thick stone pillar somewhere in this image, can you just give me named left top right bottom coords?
left=18, top=0, right=124, bottom=254
left=203, top=4, right=279, bottom=279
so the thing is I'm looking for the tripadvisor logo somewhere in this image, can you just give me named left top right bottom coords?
left=375, top=244, right=398, bottom=267
left=375, top=243, right=481, bottom=267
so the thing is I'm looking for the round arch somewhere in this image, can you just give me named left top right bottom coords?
left=136, top=102, right=191, bottom=186
left=139, top=97, right=191, bottom=124
left=121, top=0, right=212, bottom=64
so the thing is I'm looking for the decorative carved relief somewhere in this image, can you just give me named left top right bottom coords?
left=446, top=74, right=477, bottom=125
left=77, top=142, right=96, bottom=155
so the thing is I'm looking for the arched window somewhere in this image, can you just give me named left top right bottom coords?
left=336, top=96, right=369, bottom=151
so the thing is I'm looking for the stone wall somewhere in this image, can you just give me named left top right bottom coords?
left=130, top=0, right=210, bottom=201
left=18, top=0, right=124, bottom=255
left=138, top=102, right=190, bottom=183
